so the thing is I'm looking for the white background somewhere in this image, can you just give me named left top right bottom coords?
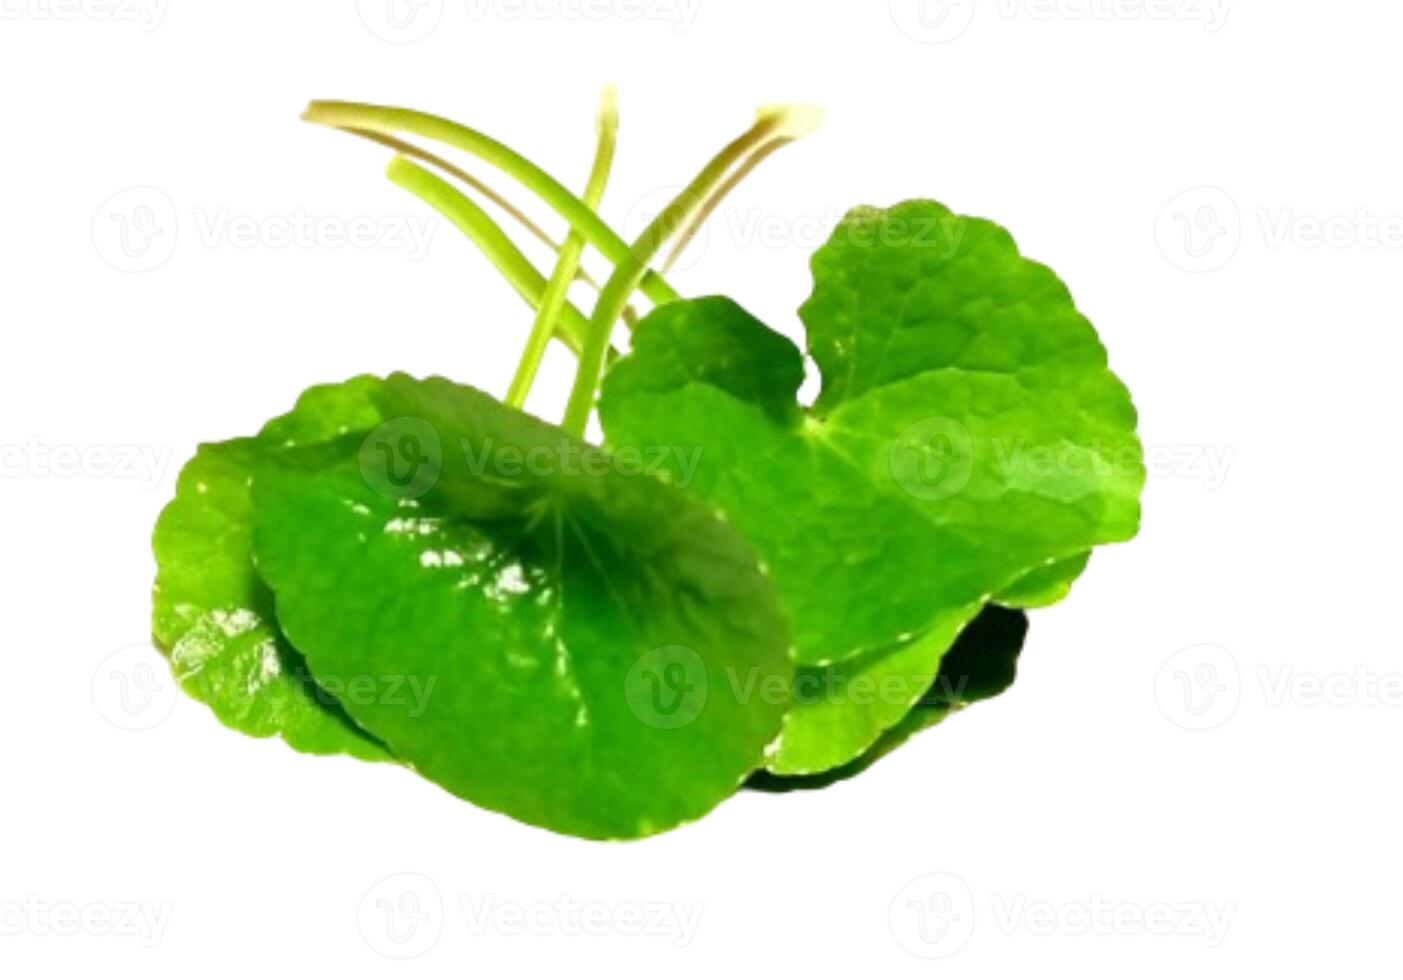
left=3, top=0, right=1400, bottom=975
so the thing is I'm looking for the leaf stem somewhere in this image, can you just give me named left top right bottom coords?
left=304, top=100, right=680, bottom=306
left=345, top=126, right=604, bottom=293
left=559, top=104, right=822, bottom=437
left=506, top=87, right=619, bottom=409
left=661, top=136, right=794, bottom=274
left=386, top=156, right=593, bottom=353
left=356, top=126, right=642, bottom=325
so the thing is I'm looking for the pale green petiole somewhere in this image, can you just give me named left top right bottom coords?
left=356, top=126, right=642, bottom=328
left=386, top=157, right=594, bottom=353
left=506, top=87, right=619, bottom=409
left=662, top=135, right=798, bottom=274
left=346, top=126, right=605, bottom=294
left=561, top=103, right=824, bottom=437
left=304, top=100, right=680, bottom=307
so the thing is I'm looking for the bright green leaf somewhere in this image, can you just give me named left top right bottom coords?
left=997, top=552, right=1092, bottom=608
left=751, top=605, right=1029, bottom=790
left=151, top=377, right=394, bottom=761
left=766, top=603, right=981, bottom=775
left=251, top=375, right=792, bottom=839
left=601, top=201, right=1141, bottom=771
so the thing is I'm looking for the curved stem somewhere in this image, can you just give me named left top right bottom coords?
left=507, top=87, right=619, bottom=409
left=560, top=104, right=821, bottom=437
left=662, top=136, right=793, bottom=274
left=347, top=127, right=604, bottom=293
left=304, top=101, right=680, bottom=306
left=386, top=156, right=593, bottom=353
left=358, top=127, right=645, bottom=324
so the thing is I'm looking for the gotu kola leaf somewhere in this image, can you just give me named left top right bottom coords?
left=151, top=377, right=394, bottom=761
left=749, top=604, right=1029, bottom=792
left=250, top=374, right=793, bottom=839
left=600, top=200, right=1143, bottom=773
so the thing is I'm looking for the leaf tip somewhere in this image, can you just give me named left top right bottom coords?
left=756, top=103, right=826, bottom=141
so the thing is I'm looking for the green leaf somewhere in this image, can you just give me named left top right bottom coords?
left=750, top=605, right=1029, bottom=791
left=151, top=377, right=394, bottom=760
left=251, top=375, right=792, bottom=840
left=997, top=552, right=1091, bottom=608
left=766, top=603, right=981, bottom=775
left=256, top=375, right=392, bottom=447
left=600, top=200, right=1141, bottom=770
